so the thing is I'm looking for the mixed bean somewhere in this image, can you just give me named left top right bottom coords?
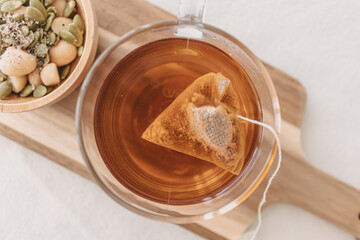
left=0, top=0, right=85, bottom=99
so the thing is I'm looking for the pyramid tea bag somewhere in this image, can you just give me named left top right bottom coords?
left=142, top=72, right=246, bottom=175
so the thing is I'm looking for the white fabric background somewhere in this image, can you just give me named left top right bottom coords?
left=1, top=0, right=359, bottom=239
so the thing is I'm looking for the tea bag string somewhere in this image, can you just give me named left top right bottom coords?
left=236, top=114, right=282, bottom=240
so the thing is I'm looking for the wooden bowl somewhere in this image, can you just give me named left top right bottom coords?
left=0, top=0, right=98, bottom=113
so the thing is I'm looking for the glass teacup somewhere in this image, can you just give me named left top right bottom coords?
left=76, top=0, right=280, bottom=223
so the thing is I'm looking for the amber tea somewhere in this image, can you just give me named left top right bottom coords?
left=94, top=38, right=262, bottom=205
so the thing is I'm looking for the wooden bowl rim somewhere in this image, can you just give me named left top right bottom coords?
left=0, top=0, right=98, bottom=113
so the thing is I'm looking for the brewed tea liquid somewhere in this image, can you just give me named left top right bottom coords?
left=94, top=38, right=262, bottom=205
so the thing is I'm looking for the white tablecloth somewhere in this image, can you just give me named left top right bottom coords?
left=1, top=0, right=359, bottom=239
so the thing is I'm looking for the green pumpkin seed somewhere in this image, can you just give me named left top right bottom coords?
left=0, top=34, right=2, bottom=45
left=41, top=36, right=46, bottom=44
left=59, top=64, right=70, bottom=80
left=44, top=0, right=53, bottom=6
left=0, top=81, right=13, bottom=99
left=21, top=25, right=29, bottom=36
left=48, top=31, right=56, bottom=45
left=77, top=45, right=83, bottom=57
left=67, top=23, right=82, bottom=47
left=1, top=1, right=22, bottom=12
left=46, top=86, right=53, bottom=94
left=43, top=53, right=50, bottom=64
left=0, top=0, right=10, bottom=6
left=23, top=38, right=33, bottom=48
left=33, top=85, right=46, bottom=97
left=35, top=43, right=47, bottom=57
left=20, top=84, right=33, bottom=97
left=46, top=6, right=56, bottom=14
left=59, top=29, right=75, bottom=43
left=63, top=0, right=75, bottom=17
left=27, top=22, right=38, bottom=31
left=44, top=11, right=54, bottom=31
left=39, top=27, right=43, bottom=38
left=29, top=0, right=47, bottom=19
left=73, top=14, right=84, bottom=33
left=26, top=6, right=45, bottom=24
left=22, top=31, right=34, bottom=48
left=0, top=71, right=7, bottom=82
left=27, top=29, right=40, bottom=48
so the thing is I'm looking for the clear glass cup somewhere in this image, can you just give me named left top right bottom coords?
left=76, top=0, right=281, bottom=223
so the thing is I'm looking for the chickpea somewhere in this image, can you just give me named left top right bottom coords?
left=40, top=63, right=60, bottom=86
left=8, top=75, right=27, bottom=93
left=50, top=0, right=66, bottom=17
left=51, top=17, right=73, bottom=34
left=49, top=40, right=77, bottom=67
left=0, top=47, right=37, bottom=76
left=28, top=68, right=43, bottom=89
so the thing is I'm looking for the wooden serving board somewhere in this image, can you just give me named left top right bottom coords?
left=1, top=0, right=360, bottom=239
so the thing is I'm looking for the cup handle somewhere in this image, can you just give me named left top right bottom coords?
left=178, top=0, right=208, bottom=25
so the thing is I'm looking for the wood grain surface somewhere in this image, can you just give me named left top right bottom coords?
left=0, top=0, right=359, bottom=239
